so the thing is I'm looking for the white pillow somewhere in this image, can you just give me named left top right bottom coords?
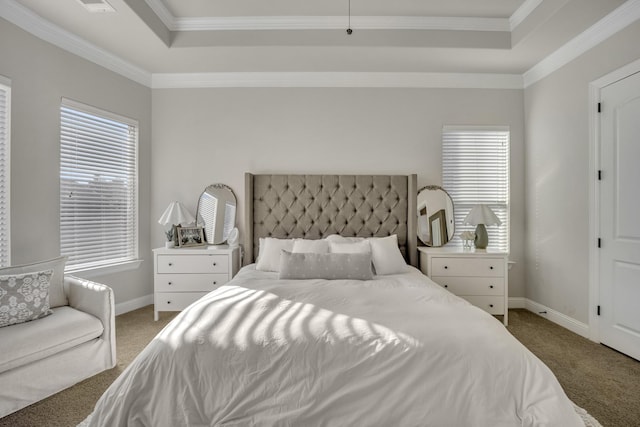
left=328, top=240, right=371, bottom=254
left=324, top=234, right=366, bottom=244
left=256, top=237, right=295, bottom=272
left=368, top=235, right=407, bottom=275
left=292, top=239, right=329, bottom=254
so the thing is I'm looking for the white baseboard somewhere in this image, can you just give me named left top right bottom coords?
left=508, top=297, right=526, bottom=309
left=522, top=299, right=590, bottom=339
left=115, top=294, right=153, bottom=316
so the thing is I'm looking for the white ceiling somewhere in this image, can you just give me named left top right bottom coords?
left=2, top=0, right=630, bottom=80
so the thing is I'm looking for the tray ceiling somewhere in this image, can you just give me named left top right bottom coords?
left=4, top=0, right=629, bottom=78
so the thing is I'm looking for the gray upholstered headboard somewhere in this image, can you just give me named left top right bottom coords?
left=244, top=173, right=417, bottom=267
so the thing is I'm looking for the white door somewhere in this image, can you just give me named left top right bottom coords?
left=599, top=71, right=640, bottom=361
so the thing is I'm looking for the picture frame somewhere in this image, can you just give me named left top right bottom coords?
left=176, top=226, right=205, bottom=247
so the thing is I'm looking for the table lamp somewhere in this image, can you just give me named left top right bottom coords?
left=158, top=202, right=195, bottom=248
left=463, top=204, right=501, bottom=250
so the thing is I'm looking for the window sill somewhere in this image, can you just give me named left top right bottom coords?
left=65, top=259, right=143, bottom=279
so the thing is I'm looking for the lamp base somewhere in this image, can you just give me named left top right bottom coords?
left=474, top=224, right=488, bottom=249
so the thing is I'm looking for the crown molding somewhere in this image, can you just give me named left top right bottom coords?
left=143, top=0, right=173, bottom=30
left=144, top=0, right=541, bottom=33
left=509, top=0, right=543, bottom=31
left=523, top=0, right=640, bottom=88
left=152, top=72, right=523, bottom=89
left=0, top=0, right=151, bottom=87
left=171, top=16, right=509, bottom=32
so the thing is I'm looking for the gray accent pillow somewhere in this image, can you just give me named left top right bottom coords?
left=0, top=269, right=54, bottom=328
left=279, top=251, right=373, bottom=280
left=0, top=256, right=68, bottom=308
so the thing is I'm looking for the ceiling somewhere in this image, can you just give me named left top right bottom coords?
left=3, top=0, right=629, bottom=79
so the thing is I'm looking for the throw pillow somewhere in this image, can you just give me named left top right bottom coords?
left=0, top=269, right=54, bottom=328
left=0, top=256, right=68, bottom=308
left=279, top=251, right=373, bottom=280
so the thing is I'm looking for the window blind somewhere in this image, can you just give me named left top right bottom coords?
left=0, top=80, right=10, bottom=267
left=60, top=99, right=138, bottom=271
left=442, top=126, right=509, bottom=251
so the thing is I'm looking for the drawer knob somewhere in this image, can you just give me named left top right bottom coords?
left=168, top=263, right=173, bottom=267
left=444, top=285, right=448, bottom=288
left=213, top=262, right=217, bottom=266
left=490, top=266, right=494, bottom=270
left=444, top=266, right=448, bottom=269
left=489, top=285, right=494, bottom=289
left=167, top=301, right=171, bottom=304
left=168, top=281, right=173, bottom=286
left=489, top=304, right=494, bottom=308
left=213, top=281, right=217, bottom=285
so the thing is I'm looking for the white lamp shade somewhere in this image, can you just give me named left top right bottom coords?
left=158, top=201, right=196, bottom=227
left=463, top=204, right=502, bottom=226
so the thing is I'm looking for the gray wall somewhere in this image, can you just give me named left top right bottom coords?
left=0, top=19, right=153, bottom=305
left=152, top=88, right=527, bottom=297
left=524, top=21, right=640, bottom=323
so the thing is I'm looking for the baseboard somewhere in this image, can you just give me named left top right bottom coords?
left=115, top=294, right=153, bottom=316
left=508, top=297, right=526, bottom=309
left=523, top=299, right=590, bottom=338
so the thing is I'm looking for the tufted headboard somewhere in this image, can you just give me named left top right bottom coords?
left=244, top=173, right=417, bottom=267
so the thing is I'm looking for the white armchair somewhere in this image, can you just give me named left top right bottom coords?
left=0, top=275, right=116, bottom=417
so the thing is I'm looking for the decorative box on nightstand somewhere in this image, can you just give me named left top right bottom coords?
left=153, top=246, right=240, bottom=321
left=419, top=246, right=509, bottom=325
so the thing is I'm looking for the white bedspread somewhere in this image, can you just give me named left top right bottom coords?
left=89, top=266, right=583, bottom=426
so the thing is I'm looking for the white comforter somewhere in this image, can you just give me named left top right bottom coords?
left=89, top=266, right=583, bottom=426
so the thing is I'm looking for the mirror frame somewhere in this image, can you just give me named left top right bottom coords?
left=417, top=185, right=455, bottom=247
left=195, top=183, right=237, bottom=245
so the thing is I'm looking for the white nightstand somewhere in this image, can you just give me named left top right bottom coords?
left=153, top=246, right=240, bottom=321
left=419, top=246, right=509, bottom=325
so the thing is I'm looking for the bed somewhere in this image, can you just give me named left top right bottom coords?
left=85, top=174, right=592, bottom=426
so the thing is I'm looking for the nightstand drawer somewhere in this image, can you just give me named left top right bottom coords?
left=431, top=257, right=504, bottom=277
left=459, top=295, right=504, bottom=315
left=157, top=254, right=228, bottom=274
left=432, top=276, right=504, bottom=296
left=154, top=274, right=230, bottom=292
left=154, top=292, right=208, bottom=311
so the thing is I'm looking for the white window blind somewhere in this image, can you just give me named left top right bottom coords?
left=0, top=79, right=11, bottom=267
left=442, top=126, right=509, bottom=251
left=60, top=99, right=138, bottom=271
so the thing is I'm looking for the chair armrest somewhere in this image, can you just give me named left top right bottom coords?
left=65, top=275, right=116, bottom=367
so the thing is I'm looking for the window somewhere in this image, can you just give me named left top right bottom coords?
left=442, top=126, right=509, bottom=251
left=60, top=99, right=138, bottom=271
left=0, top=77, right=10, bottom=267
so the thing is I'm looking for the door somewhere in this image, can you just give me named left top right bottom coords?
left=599, top=71, right=640, bottom=361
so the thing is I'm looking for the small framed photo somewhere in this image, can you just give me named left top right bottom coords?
left=176, top=226, right=205, bottom=247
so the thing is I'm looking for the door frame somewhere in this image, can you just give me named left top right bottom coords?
left=588, top=58, right=640, bottom=343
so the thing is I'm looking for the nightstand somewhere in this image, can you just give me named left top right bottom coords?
left=419, top=247, right=509, bottom=325
left=153, top=246, right=240, bottom=321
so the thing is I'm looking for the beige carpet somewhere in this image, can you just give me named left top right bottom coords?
left=2, top=307, right=638, bottom=426
left=507, top=309, right=640, bottom=427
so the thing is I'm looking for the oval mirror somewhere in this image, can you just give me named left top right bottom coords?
left=196, top=184, right=237, bottom=245
left=417, top=185, right=455, bottom=247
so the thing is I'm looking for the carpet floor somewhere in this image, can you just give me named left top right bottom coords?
left=1, top=307, right=638, bottom=427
